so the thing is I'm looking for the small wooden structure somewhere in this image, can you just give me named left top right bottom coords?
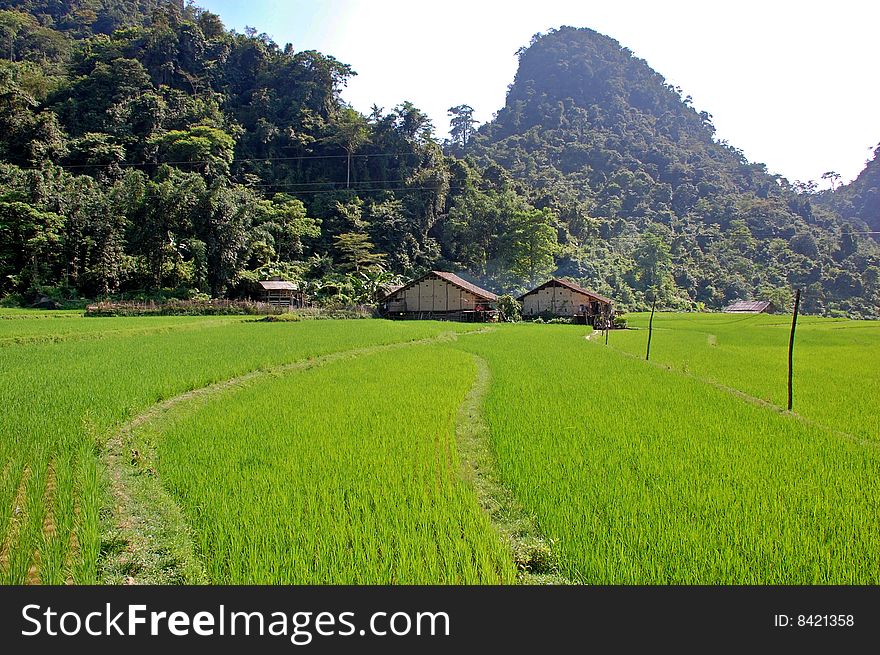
left=723, top=300, right=775, bottom=314
left=257, top=280, right=306, bottom=309
left=518, top=278, right=614, bottom=327
left=380, top=271, right=499, bottom=322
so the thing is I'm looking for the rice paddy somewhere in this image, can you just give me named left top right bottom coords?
left=606, top=313, right=880, bottom=440
left=0, top=316, right=482, bottom=583
left=0, top=310, right=877, bottom=584
left=148, top=346, right=514, bottom=584
left=453, top=324, right=880, bottom=583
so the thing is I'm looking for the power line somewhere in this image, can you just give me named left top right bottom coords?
left=13, top=151, right=433, bottom=171
left=249, top=177, right=448, bottom=189
left=7, top=160, right=879, bottom=237
left=255, top=185, right=466, bottom=195
left=681, top=231, right=880, bottom=237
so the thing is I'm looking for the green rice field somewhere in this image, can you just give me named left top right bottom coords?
left=0, top=309, right=877, bottom=584
left=609, top=313, right=880, bottom=441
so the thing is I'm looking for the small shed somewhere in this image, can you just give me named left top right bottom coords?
left=518, top=278, right=614, bottom=327
left=257, top=280, right=306, bottom=309
left=723, top=300, right=775, bottom=314
left=380, top=271, right=499, bottom=321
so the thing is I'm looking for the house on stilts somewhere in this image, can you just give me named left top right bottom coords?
left=256, top=279, right=307, bottom=309
left=518, top=278, right=614, bottom=327
left=380, top=271, right=499, bottom=322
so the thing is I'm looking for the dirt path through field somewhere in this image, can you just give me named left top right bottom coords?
left=99, top=329, right=491, bottom=584
left=455, top=354, right=569, bottom=584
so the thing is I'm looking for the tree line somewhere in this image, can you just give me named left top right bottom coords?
left=0, top=5, right=877, bottom=316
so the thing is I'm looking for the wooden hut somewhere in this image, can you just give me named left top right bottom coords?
left=257, top=280, right=306, bottom=309
left=518, top=278, right=614, bottom=327
left=723, top=300, right=775, bottom=314
left=380, top=271, right=499, bottom=322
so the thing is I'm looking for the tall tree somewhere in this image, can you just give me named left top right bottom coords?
left=447, top=104, right=477, bottom=154
left=0, top=200, right=64, bottom=293
left=150, top=125, right=236, bottom=179
left=324, top=106, right=370, bottom=187
left=199, top=180, right=257, bottom=296
left=508, top=207, right=559, bottom=287
left=333, top=232, right=385, bottom=273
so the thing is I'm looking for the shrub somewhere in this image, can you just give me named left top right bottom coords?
left=255, top=314, right=301, bottom=322
left=84, top=300, right=283, bottom=317
left=496, top=294, right=522, bottom=322
left=513, top=538, right=558, bottom=575
left=292, top=306, right=373, bottom=320
left=0, top=294, right=25, bottom=308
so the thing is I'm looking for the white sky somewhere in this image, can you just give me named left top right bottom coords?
left=198, top=0, right=879, bottom=187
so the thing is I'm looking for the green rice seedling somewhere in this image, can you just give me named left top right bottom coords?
left=0, top=315, right=483, bottom=584
left=607, top=313, right=880, bottom=440
left=37, top=453, right=75, bottom=585
left=150, top=345, right=515, bottom=584
left=0, top=454, right=25, bottom=551
left=2, top=448, right=48, bottom=584
left=453, top=323, right=880, bottom=584
left=71, top=442, right=101, bottom=584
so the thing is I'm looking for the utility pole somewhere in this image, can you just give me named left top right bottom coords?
left=646, top=298, right=657, bottom=361
left=787, top=288, right=802, bottom=412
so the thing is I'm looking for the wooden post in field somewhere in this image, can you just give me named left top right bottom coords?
left=605, top=324, right=609, bottom=346
left=787, top=288, right=802, bottom=412
left=646, top=298, right=657, bottom=361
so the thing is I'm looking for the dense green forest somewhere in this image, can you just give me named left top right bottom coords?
left=0, top=3, right=877, bottom=315
left=468, top=27, right=879, bottom=316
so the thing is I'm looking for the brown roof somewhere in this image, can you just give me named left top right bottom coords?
left=258, top=280, right=297, bottom=291
left=383, top=271, right=497, bottom=302
left=518, top=278, right=614, bottom=305
left=432, top=271, right=497, bottom=301
left=723, top=300, right=772, bottom=313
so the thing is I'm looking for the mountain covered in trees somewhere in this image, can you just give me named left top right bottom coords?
left=466, top=27, right=879, bottom=316
left=818, top=144, right=880, bottom=235
left=0, top=3, right=877, bottom=316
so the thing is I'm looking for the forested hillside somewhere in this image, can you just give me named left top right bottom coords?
left=818, top=144, right=880, bottom=234
left=0, top=5, right=877, bottom=316
left=468, top=27, right=879, bottom=316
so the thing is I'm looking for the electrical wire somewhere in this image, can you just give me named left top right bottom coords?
left=7, top=158, right=878, bottom=236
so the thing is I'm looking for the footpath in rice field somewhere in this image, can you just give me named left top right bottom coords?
left=1, top=311, right=878, bottom=584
